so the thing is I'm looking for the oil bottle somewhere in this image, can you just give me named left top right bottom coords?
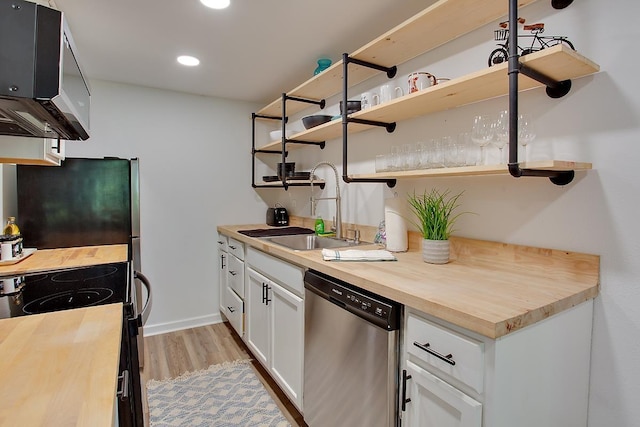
left=3, top=217, right=19, bottom=236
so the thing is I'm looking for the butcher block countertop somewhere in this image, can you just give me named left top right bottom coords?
left=0, top=244, right=128, bottom=277
left=219, top=222, right=600, bottom=339
left=0, top=303, right=122, bottom=426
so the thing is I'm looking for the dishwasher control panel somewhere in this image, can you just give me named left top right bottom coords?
left=304, top=269, right=401, bottom=330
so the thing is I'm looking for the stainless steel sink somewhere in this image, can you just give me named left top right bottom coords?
left=263, top=234, right=369, bottom=251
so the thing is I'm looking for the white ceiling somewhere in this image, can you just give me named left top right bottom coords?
left=53, top=0, right=431, bottom=105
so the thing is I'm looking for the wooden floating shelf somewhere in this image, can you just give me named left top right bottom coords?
left=257, top=0, right=541, bottom=118
left=350, top=161, right=592, bottom=180
left=257, top=46, right=600, bottom=153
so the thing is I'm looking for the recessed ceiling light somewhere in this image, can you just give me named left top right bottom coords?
left=177, top=55, right=200, bottom=66
left=200, top=0, right=230, bottom=9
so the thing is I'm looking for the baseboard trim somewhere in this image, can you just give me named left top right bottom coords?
left=143, top=312, right=223, bottom=337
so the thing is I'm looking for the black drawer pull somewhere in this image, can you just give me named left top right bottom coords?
left=229, top=270, right=237, bottom=276
left=228, top=306, right=235, bottom=313
left=413, top=341, right=456, bottom=366
left=229, top=245, right=237, bottom=250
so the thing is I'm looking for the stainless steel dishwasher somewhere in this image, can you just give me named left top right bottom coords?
left=304, top=269, right=402, bottom=427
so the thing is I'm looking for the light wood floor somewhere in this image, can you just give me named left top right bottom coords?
left=140, top=321, right=305, bottom=426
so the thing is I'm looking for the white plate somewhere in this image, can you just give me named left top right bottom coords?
left=0, top=248, right=37, bottom=266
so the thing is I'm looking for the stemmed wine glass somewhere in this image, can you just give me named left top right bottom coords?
left=518, top=114, right=536, bottom=163
left=492, top=110, right=509, bottom=164
left=470, top=115, right=493, bottom=165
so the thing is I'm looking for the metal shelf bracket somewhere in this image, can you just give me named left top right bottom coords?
left=341, top=53, right=397, bottom=188
left=507, top=0, right=577, bottom=186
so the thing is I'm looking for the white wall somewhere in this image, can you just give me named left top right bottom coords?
left=264, top=0, right=640, bottom=425
left=64, top=80, right=266, bottom=333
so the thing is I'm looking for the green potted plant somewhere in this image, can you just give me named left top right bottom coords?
left=407, top=188, right=466, bottom=264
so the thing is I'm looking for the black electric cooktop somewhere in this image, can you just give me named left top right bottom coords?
left=0, top=262, right=129, bottom=319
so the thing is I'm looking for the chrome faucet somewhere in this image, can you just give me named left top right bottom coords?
left=309, top=162, right=342, bottom=239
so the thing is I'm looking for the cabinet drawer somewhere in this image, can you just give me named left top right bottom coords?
left=217, top=233, right=228, bottom=251
left=406, top=313, right=484, bottom=394
left=225, top=286, right=243, bottom=336
left=246, top=247, right=304, bottom=297
left=228, top=238, right=244, bottom=260
left=227, top=254, right=244, bottom=299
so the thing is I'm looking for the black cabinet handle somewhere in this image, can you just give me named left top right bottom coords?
left=413, top=341, right=456, bottom=365
left=229, top=245, right=237, bottom=250
left=229, top=270, right=237, bottom=276
left=401, top=369, right=412, bottom=412
left=228, top=306, right=235, bottom=313
left=220, top=254, right=226, bottom=269
left=217, top=240, right=224, bottom=244
left=262, top=282, right=272, bottom=305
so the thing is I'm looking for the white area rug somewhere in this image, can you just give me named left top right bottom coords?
left=146, top=359, right=290, bottom=427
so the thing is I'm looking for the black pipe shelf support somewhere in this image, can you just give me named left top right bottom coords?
left=341, top=52, right=397, bottom=188
left=551, top=0, right=573, bottom=10
left=284, top=139, right=326, bottom=149
left=253, top=182, right=326, bottom=190
left=345, top=56, right=398, bottom=79
left=519, top=62, right=572, bottom=99
left=253, top=113, right=287, bottom=122
left=283, top=94, right=326, bottom=109
left=506, top=0, right=576, bottom=186
left=253, top=148, right=287, bottom=155
left=348, top=117, right=396, bottom=133
left=274, top=93, right=328, bottom=191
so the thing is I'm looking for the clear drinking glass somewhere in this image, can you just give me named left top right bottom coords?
left=518, top=114, right=536, bottom=163
left=441, top=136, right=456, bottom=167
left=402, top=143, right=417, bottom=170
left=457, top=132, right=476, bottom=166
left=375, top=154, right=388, bottom=172
left=471, top=115, right=493, bottom=165
left=431, top=138, right=445, bottom=168
left=491, top=110, right=509, bottom=164
left=389, top=145, right=401, bottom=171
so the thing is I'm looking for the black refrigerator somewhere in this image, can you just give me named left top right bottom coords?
left=16, top=157, right=151, bottom=364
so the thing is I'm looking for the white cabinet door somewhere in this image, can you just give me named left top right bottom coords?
left=218, top=247, right=228, bottom=316
left=270, top=282, right=304, bottom=410
left=404, top=360, right=482, bottom=427
left=246, top=268, right=270, bottom=366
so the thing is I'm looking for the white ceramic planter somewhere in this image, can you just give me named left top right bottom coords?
left=422, top=239, right=450, bottom=264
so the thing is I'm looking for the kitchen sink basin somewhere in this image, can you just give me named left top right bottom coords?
left=263, top=234, right=369, bottom=251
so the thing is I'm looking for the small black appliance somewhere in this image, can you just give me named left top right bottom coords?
left=266, top=205, right=289, bottom=227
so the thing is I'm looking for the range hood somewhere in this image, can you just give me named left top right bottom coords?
left=0, top=0, right=90, bottom=141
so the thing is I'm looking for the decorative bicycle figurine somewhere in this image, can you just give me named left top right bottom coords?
left=488, top=18, right=575, bottom=67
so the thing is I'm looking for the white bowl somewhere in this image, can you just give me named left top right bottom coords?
left=270, top=129, right=296, bottom=141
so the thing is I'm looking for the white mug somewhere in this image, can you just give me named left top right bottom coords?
left=408, top=72, right=437, bottom=93
left=379, top=83, right=404, bottom=103
left=360, top=91, right=379, bottom=109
